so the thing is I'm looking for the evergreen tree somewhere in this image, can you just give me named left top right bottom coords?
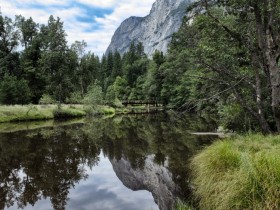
left=39, top=15, right=72, bottom=103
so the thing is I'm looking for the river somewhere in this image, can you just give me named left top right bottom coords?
left=0, top=112, right=217, bottom=210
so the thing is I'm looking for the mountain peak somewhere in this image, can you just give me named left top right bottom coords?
left=106, top=0, right=192, bottom=57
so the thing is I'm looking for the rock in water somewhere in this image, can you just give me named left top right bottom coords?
left=106, top=0, right=192, bottom=57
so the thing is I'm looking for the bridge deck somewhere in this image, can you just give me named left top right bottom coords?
left=122, top=100, right=162, bottom=107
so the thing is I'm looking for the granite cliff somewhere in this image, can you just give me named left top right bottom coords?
left=106, top=0, right=192, bottom=57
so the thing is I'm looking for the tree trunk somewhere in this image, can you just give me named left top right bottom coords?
left=80, top=78, right=84, bottom=98
left=254, top=2, right=280, bottom=132
left=234, top=88, right=271, bottom=134
left=266, top=52, right=280, bottom=131
left=254, top=57, right=272, bottom=133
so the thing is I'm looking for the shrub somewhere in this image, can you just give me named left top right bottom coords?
left=218, top=103, right=255, bottom=132
left=66, top=91, right=83, bottom=104
left=83, top=81, right=103, bottom=107
left=39, top=94, right=56, bottom=105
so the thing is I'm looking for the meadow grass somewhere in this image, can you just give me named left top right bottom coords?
left=0, top=104, right=162, bottom=123
left=191, top=134, right=280, bottom=210
left=175, top=200, right=194, bottom=210
left=0, top=104, right=86, bottom=123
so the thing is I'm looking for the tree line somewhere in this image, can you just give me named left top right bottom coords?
left=0, top=13, right=165, bottom=107
left=1, top=0, right=280, bottom=133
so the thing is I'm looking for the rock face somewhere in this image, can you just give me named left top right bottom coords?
left=110, top=155, right=180, bottom=210
left=106, top=0, right=192, bottom=57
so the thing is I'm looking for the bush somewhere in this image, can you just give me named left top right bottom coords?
left=66, top=91, right=83, bottom=104
left=112, top=98, right=124, bottom=108
left=218, top=103, right=258, bottom=132
left=39, top=94, right=56, bottom=105
left=191, top=134, right=280, bottom=210
left=83, top=81, right=103, bottom=107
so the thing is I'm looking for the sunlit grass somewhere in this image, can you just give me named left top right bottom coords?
left=0, top=104, right=164, bottom=123
left=191, top=134, right=280, bottom=210
left=0, top=104, right=86, bottom=123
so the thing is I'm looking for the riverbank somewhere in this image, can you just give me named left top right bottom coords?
left=0, top=104, right=88, bottom=123
left=0, top=104, right=164, bottom=123
left=190, top=134, right=280, bottom=210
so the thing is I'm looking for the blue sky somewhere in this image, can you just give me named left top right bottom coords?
left=0, top=0, right=155, bottom=56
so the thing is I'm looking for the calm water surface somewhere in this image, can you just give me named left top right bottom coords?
left=0, top=112, right=217, bottom=210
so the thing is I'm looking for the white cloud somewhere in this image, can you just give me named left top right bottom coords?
left=14, top=0, right=70, bottom=6
left=0, top=0, right=156, bottom=56
left=76, top=0, right=116, bottom=8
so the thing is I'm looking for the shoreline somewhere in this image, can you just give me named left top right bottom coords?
left=0, top=104, right=165, bottom=123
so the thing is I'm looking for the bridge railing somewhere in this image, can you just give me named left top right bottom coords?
left=122, top=100, right=162, bottom=107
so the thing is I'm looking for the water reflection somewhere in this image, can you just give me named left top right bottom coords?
left=0, top=112, right=217, bottom=210
left=0, top=124, right=99, bottom=210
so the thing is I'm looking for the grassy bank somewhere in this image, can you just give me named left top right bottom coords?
left=191, top=134, right=280, bottom=210
left=175, top=200, right=194, bottom=210
left=0, top=104, right=165, bottom=123
left=0, top=105, right=86, bottom=123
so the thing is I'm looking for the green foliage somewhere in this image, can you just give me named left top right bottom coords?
left=218, top=102, right=256, bottom=132
left=112, top=98, right=124, bottom=108
left=191, top=134, right=280, bottom=210
left=66, top=91, right=83, bottom=104
left=83, top=81, right=104, bottom=114
left=0, top=74, right=31, bottom=105
left=39, top=94, right=56, bottom=105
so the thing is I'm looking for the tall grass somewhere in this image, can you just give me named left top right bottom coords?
left=191, top=134, right=280, bottom=210
left=175, top=200, right=194, bottom=210
left=0, top=105, right=86, bottom=122
left=0, top=105, right=54, bottom=122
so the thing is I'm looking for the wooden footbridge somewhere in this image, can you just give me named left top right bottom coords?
left=122, top=100, right=161, bottom=107
left=121, top=100, right=164, bottom=114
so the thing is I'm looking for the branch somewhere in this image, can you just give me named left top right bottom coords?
left=202, top=0, right=244, bottom=45
left=179, top=77, right=246, bottom=111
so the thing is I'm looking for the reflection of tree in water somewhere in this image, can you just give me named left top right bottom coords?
left=0, top=124, right=100, bottom=210
left=85, top=112, right=217, bottom=204
left=84, top=116, right=151, bottom=169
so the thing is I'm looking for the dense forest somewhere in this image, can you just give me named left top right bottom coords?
left=1, top=0, right=280, bottom=133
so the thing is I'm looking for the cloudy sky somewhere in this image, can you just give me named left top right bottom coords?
left=0, top=0, right=155, bottom=56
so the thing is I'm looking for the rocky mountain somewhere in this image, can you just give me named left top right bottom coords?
left=106, top=0, right=192, bottom=57
left=110, top=155, right=180, bottom=210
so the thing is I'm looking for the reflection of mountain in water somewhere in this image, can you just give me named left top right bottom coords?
left=110, top=155, right=179, bottom=210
